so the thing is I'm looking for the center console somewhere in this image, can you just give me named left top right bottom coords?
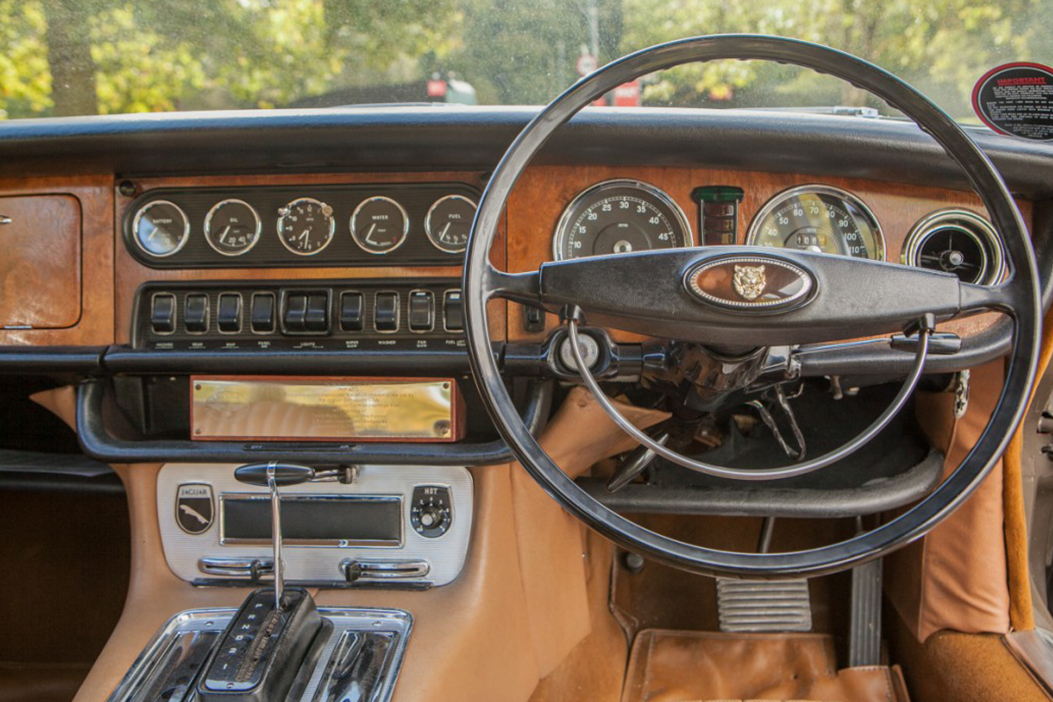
left=158, top=463, right=473, bottom=587
left=110, top=460, right=452, bottom=702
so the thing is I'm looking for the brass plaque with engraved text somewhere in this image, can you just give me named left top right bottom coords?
left=191, top=376, right=464, bottom=442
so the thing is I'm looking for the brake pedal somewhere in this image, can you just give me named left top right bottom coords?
left=716, top=578, right=813, bottom=632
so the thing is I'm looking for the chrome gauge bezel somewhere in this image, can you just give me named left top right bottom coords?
left=425, top=194, right=477, bottom=254
left=203, top=198, right=262, bottom=257
left=276, top=197, right=336, bottom=257
left=902, top=208, right=1005, bottom=286
left=351, top=196, right=410, bottom=256
left=132, top=200, right=191, bottom=258
left=552, top=178, right=693, bottom=261
left=746, top=184, right=886, bottom=261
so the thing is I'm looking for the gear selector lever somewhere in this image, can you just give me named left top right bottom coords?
left=232, top=462, right=316, bottom=610
left=196, top=462, right=323, bottom=702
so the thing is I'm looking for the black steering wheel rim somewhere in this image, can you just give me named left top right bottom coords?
left=464, top=34, right=1041, bottom=577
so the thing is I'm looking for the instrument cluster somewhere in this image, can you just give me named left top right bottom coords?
left=125, top=183, right=478, bottom=268
left=551, top=179, right=1004, bottom=285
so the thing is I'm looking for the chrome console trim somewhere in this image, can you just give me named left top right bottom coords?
left=157, top=463, right=473, bottom=587
left=106, top=607, right=412, bottom=702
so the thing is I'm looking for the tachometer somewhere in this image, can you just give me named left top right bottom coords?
left=553, top=180, right=691, bottom=261
left=747, top=185, right=884, bottom=260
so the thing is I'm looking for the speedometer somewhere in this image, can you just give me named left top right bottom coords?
left=553, top=180, right=691, bottom=261
left=747, top=185, right=884, bottom=260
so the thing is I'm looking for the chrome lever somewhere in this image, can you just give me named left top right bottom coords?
left=198, top=557, right=274, bottom=578
left=234, top=462, right=316, bottom=611
left=341, top=559, right=430, bottom=583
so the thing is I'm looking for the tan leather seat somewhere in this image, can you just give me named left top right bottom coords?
left=622, top=631, right=908, bottom=702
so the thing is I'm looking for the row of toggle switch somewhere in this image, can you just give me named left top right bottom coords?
left=147, top=286, right=465, bottom=338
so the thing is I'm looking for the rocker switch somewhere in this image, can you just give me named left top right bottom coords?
left=150, top=294, right=176, bottom=334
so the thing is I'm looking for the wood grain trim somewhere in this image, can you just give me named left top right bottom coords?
left=506, top=165, right=1031, bottom=342
left=114, top=172, right=506, bottom=344
left=0, top=174, right=114, bottom=346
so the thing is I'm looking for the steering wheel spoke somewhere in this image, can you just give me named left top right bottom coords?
left=959, top=279, right=1020, bottom=314
left=483, top=265, right=541, bottom=304
left=539, top=246, right=969, bottom=347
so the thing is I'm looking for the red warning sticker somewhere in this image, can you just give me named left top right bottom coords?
left=972, top=62, right=1053, bottom=140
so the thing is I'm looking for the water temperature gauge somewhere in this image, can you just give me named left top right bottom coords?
left=351, top=196, right=409, bottom=255
left=277, top=198, right=335, bottom=256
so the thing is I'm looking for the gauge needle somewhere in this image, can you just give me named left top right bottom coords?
left=219, top=225, right=231, bottom=244
left=298, top=230, right=310, bottom=244
left=439, top=222, right=452, bottom=242
left=366, top=223, right=379, bottom=244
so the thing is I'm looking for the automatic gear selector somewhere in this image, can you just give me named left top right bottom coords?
left=196, top=463, right=323, bottom=702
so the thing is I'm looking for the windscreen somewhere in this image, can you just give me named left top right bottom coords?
left=1, top=0, right=1049, bottom=124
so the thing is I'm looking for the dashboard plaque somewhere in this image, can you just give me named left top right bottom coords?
left=190, top=376, right=464, bottom=442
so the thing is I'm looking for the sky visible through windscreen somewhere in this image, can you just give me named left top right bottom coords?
left=0, top=0, right=1049, bottom=123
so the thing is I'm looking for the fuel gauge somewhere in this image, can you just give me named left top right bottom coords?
left=426, top=195, right=477, bottom=254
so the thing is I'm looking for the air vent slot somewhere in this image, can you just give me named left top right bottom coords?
left=904, top=209, right=1003, bottom=285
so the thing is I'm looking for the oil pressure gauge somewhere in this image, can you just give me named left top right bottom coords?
left=277, top=198, right=335, bottom=256
left=204, top=199, right=261, bottom=256
left=426, top=195, right=477, bottom=253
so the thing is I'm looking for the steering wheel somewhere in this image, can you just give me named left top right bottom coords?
left=464, top=35, right=1041, bottom=577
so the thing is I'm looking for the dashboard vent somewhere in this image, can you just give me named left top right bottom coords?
left=903, top=209, right=1003, bottom=286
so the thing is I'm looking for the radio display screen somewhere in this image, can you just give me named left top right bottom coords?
left=222, top=495, right=402, bottom=546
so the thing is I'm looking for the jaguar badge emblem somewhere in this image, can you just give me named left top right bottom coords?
left=684, top=255, right=815, bottom=313
left=175, top=483, right=214, bottom=535
left=732, top=264, right=766, bottom=301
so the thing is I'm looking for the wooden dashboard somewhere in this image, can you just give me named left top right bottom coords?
left=0, top=166, right=1029, bottom=349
